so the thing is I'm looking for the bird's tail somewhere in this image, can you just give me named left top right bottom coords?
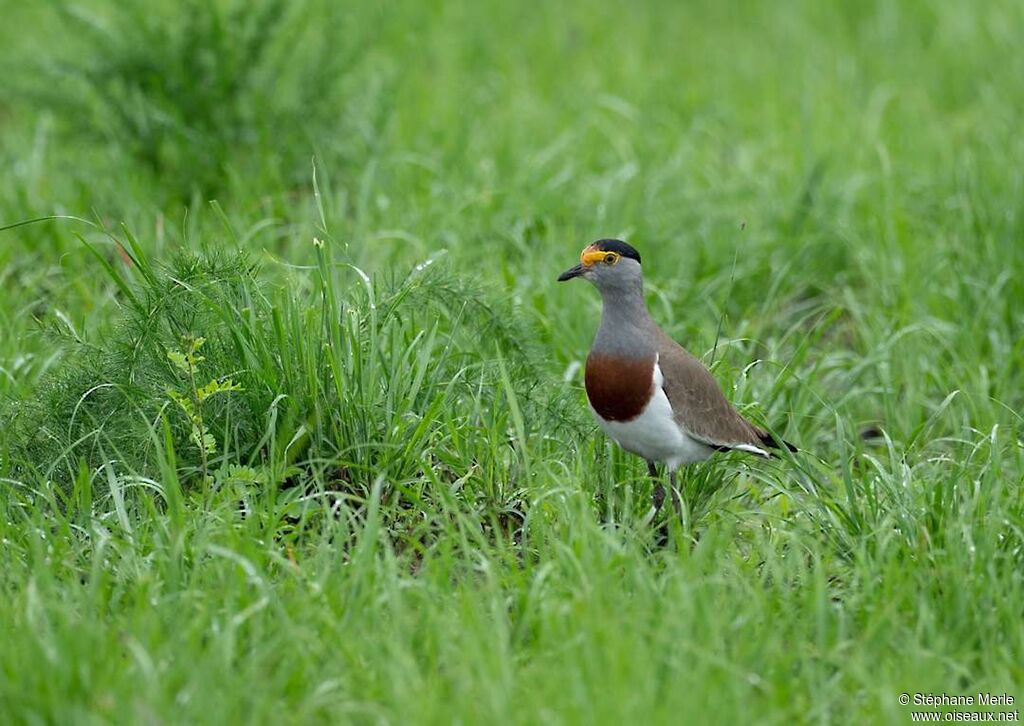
left=759, top=430, right=798, bottom=454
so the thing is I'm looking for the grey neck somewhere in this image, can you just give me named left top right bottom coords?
left=592, top=282, right=657, bottom=357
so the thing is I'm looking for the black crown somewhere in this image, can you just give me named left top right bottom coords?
left=593, top=239, right=641, bottom=265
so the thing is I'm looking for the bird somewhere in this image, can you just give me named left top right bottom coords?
left=557, top=239, right=795, bottom=515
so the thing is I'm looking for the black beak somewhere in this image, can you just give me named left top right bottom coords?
left=557, top=264, right=584, bottom=282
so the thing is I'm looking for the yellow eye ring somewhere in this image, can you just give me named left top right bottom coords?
left=603, top=252, right=618, bottom=265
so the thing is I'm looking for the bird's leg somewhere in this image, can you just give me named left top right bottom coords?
left=653, top=465, right=678, bottom=547
left=653, top=469, right=685, bottom=547
left=648, top=461, right=666, bottom=514
left=668, top=470, right=683, bottom=518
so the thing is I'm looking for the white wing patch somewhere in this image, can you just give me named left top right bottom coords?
left=728, top=443, right=771, bottom=458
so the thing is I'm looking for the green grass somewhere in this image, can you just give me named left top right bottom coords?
left=1, top=0, right=1023, bottom=722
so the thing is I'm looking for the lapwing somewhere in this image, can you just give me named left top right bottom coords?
left=558, top=239, right=795, bottom=514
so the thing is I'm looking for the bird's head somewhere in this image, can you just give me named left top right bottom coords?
left=557, top=239, right=643, bottom=295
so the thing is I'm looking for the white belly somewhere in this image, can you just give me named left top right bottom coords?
left=589, top=363, right=714, bottom=470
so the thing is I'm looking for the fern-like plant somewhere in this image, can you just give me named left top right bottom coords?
left=166, top=335, right=242, bottom=481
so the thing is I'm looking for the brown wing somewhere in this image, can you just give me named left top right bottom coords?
left=654, top=329, right=772, bottom=453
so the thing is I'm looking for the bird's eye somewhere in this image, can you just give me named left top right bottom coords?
left=603, top=253, right=617, bottom=265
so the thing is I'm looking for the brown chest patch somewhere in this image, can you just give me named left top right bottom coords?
left=585, top=352, right=657, bottom=422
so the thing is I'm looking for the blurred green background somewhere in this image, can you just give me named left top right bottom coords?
left=1, top=0, right=1022, bottom=722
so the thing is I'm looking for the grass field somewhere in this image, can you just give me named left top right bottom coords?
left=1, top=0, right=1022, bottom=723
